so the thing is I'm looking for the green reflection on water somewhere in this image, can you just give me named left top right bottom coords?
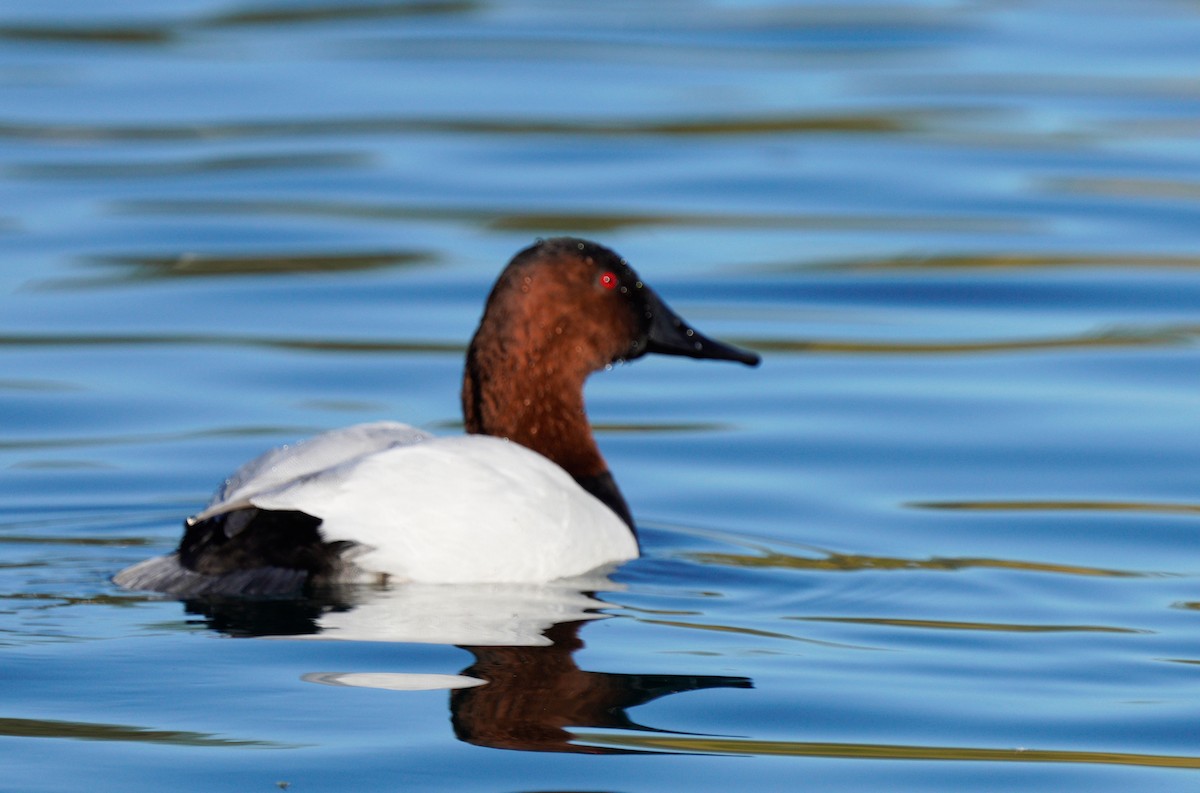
left=0, top=592, right=156, bottom=611
left=688, top=550, right=1137, bottom=578
left=111, top=197, right=1019, bottom=234
left=12, top=152, right=372, bottom=180
left=912, top=499, right=1200, bottom=516
left=0, top=111, right=934, bottom=143
left=0, top=333, right=460, bottom=356
left=0, top=535, right=150, bottom=547
left=87, top=249, right=436, bottom=279
left=572, top=733, right=1200, bottom=769
left=0, top=378, right=80, bottom=392
left=0, top=1, right=479, bottom=45
left=1052, top=177, right=1200, bottom=202
left=207, top=0, right=480, bottom=27
left=0, top=716, right=285, bottom=748
left=796, top=616, right=1143, bottom=634
left=0, top=25, right=173, bottom=44
left=808, top=252, right=1200, bottom=272
left=635, top=616, right=878, bottom=651
left=748, top=325, right=1199, bottom=355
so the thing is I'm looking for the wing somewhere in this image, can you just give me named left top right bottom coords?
left=192, top=421, right=433, bottom=524
left=246, top=435, right=639, bottom=583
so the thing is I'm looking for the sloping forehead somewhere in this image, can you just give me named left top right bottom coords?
left=512, top=238, right=644, bottom=288
left=515, top=237, right=621, bottom=268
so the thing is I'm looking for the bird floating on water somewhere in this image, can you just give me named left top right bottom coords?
left=115, top=237, right=760, bottom=596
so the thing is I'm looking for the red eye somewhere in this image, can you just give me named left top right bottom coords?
left=599, top=271, right=618, bottom=290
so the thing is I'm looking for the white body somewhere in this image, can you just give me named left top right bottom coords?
left=188, top=421, right=638, bottom=584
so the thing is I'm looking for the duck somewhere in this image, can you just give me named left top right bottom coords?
left=114, top=237, right=759, bottom=596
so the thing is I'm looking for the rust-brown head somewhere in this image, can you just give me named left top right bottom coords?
left=462, top=237, right=759, bottom=526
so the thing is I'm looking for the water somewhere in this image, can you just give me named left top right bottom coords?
left=4, top=0, right=1200, bottom=789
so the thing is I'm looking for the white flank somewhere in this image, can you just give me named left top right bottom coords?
left=189, top=423, right=638, bottom=584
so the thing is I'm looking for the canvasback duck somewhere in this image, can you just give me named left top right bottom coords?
left=115, top=238, right=759, bottom=596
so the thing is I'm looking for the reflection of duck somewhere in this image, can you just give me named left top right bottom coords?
left=181, top=574, right=618, bottom=644
left=116, top=237, right=758, bottom=596
left=184, top=587, right=752, bottom=756
left=451, top=621, right=753, bottom=755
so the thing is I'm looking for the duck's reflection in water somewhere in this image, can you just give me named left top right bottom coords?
left=182, top=577, right=752, bottom=755
left=450, top=620, right=751, bottom=754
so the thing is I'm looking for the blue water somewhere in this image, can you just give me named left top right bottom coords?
left=5, top=0, right=1200, bottom=790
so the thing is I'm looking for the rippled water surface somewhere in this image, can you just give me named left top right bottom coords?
left=5, top=1, right=1200, bottom=790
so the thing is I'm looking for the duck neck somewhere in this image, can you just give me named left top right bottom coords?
left=463, top=348, right=606, bottom=478
left=462, top=348, right=634, bottom=528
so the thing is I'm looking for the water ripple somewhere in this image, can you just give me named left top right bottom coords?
left=0, top=716, right=285, bottom=748
left=808, top=253, right=1200, bottom=273
left=687, top=550, right=1139, bottom=579
left=574, top=733, right=1200, bottom=769
left=912, top=500, right=1200, bottom=517
left=0, top=1, right=478, bottom=45
left=81, top=249, right=437, bottom=281
left=0, top=110, right=950, bottom=144
left=749, top=325, right=1200, bottom=356
left=794, top=616, right=1145, bottom=635
left=112, top=197, right=1028, bottom=234
left=9, top=152, right=372, bottom=180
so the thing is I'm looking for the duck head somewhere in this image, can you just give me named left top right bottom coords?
left=462, top=237, right=759, bottom=526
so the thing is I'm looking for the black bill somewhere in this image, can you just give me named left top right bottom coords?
left=638, top=287, right=760, bottom=366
